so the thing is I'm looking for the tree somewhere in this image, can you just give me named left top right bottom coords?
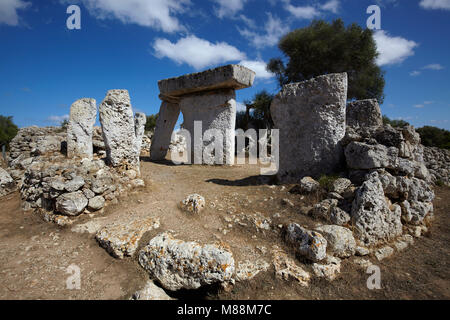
left=242, top=90, right=275, bottom=130
left=145, top=113, right=158, bottom=133
left=268, top=19, right=385, bottom=103
left=0, top=115, right=19, bottom=150
left=382, top=115, right=410, bottom=128
left=416, top=126, right=450, bottom=150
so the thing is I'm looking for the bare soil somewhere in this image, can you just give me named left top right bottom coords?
left=0, top=159, right=449, bottom=300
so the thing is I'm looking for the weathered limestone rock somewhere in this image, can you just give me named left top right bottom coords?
left=374, top=246, right=394, bottom=261
left=134, top=112, right=147, bottom=156
left=284, top=223, right=327, bottom=262
left=271, top=73, right=348, bottom=182
left=312, top=255, right=341, bottom=281
left=67, top=98, right=97, bottom=159
left=346, top=99, right=382, bottom=129
left=150, top=102, right=181, bottom=160
left=400, top=200, right=433, bottom=225
left=99, top=90, right=138, bottom=168
left=310, top=199, right=338, bottom=221
left=315, top=225, right=356, bottom=258
left=88, top=195, right=105, bottom=211
left=345, top=142, right=398, bottom=170
left=235, top=259, right=270, bottom=281
left=131, top=280, right=174, bottom=300
left=351, top=172, right=403, bottom=245
left=298, top=177, right=320, bottom=193
left=272, top=249, right=310, bottom=286
left=55, top=191, right=88, bottom=216
left=180, top=194, right=205, bottom=214
left=330, top=207, right=351, bottom=226
left=64, top=176, right=85, bottom=192
left=158, top=64, right=255, bottom=98
left=138, top=232, right=235, bottom=291
left=96, top=216, right=160, bottom=259
left=0, top=168, right=16, bottom=197
left=180, top=90, right=236, bottom=165
left=151, top=65, right=255, bottom=164
left=331, top=178, right=352, bottom=194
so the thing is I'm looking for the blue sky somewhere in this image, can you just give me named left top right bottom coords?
left=0, top=0, right=449, bottom=130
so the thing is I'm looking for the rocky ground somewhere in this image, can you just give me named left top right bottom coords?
left=0, top=159, right=449, bottom=300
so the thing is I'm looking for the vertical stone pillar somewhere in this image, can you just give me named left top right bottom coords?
left=180, top=90, right=236, bottom=165
left=150, top=101, right=181, bottom=161
left=67, top=98, right=97, bottom=159
left=99, top=89, right=138, bottom=168
left=270, top=73, right=348, bottom=183
left=134, top=112, right=147, bottom=157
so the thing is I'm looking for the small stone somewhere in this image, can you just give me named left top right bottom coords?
left=355, top=246, right=370, bottom=256
left=88, top=195, right=105, bottom=211
left=64, top=176, right=85, bottom=192
left=312, top=255, right=341, bottom=281
left=131, top=280, right=174, bottom=300
left=375, top=246, right=394, bottom=261
left=284, top=223, right=327, bottom=262
left=180, top=194, right=206, bottom=214
left=272, top=249, right=310, bottom=286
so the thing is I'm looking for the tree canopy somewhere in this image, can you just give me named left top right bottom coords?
left=145, top=114, right=158, bottom=133
left=267, top=19, right=385, bottom=103
left=417, top=126, right=450, bottom=150
left=0, top=115, right=19, bottom=150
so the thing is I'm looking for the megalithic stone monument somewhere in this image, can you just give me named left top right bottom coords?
left=150, top=64, right=256, bottom=165
left=67, top=98, right=97, bottom=159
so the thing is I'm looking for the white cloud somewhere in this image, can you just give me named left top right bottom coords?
left=419, top=0, right=450, bottom=10
left=213, top=0, right=248, bottom=18
left=78, top=0, right=190, bottom=33
left=373, top=30, right=418, bottom=66
left=414, top=104, right=425, bottom=108
left=0, top=0, right=31, bottom=26
left=410, top=70, right=421, bottom=76
left=47, top=115, right=69, bottom=123
left=239, top=59, right=274, bottom=80
left=284, top=4, right=321, bottom=19
left=238, top=13, right=290, bottom=48
left=321, top=0, right=340, bottom=14
left=153, top=35, right=246, bottom=70
left=282, top=0, right=340, bottom=19
left=414, top=101, right=434, bottom=108
left=423, top=63, right=444, bottom=70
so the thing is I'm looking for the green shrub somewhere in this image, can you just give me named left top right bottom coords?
left=318, top=174, right=340, bottom=191
left=0, top=115, right=19, bottom=151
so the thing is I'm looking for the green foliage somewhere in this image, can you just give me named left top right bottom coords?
left=318, top=174, right=339, bottom=191
left=268, top=19, right=385, bottom=103
left=237, top=90, right=274, bottom=130
left=61, top=119, right=69, bottom=129
left=145, top=113, right=158, bottom=133
left=416, top=126, right=450, bottom=150
left=0, top=115, right=19, bottom=150
left=382, top=115, right=410, bottom=128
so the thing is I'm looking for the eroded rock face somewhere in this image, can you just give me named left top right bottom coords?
left=138, top=233, right=235, bottom=291
left=271, top=73, right=348, bottom=182
left=96, top=216, right=160, bottom=259
left=134, top=112, right=147, bottom=157
left=67, top=98, right=97, bottom=159
left=284, top=223, right=327, bottom=262
left=99, top=90, right=138, bottom=168
left=346, top=99, right=382, bottom=129
left=351, top=172, right=403, bottom=245
left=315, top=225, right=356, bottom=258
left=0, top=168, right=16, bottom=197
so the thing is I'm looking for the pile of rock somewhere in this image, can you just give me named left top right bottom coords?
left=0, top=167, right=16, bottom=197
left=20, top=156, right=144, bottom=224
left=423, top=146, right=450, bottom=186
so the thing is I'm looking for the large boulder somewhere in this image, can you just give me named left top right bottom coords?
left=99, top=90, right=138, bottom=168
left=271, top=73, right=348, bottom=182
left=67, top=98, right=97, bottom=159
left=315, top=225, right=356, bottom=258
left=138, top=233, right=235, bottom=291
left=345, top=142, right=398, bottom=170
left=284, top=223, right=327, bottom=262
left=351, top=172, right=403, bottom=245
left=55, top=191, right=88, bottom=216
left=346, top=99, right=383, bottom=129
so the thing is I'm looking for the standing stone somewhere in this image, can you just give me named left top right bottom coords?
left=150, top=102, right=180, bottom=160
left=152, top=65, right=255, bottom=164
left=271, top=73, right=348, bottom=182
left=134, top=112, right=147, bottom=156
left=99, top=90, right=138, bottom=168
left=180, top=89, right=236, bottom=164
left=67, top=98, right=97, bottom=159
left=346, top=99, right=383, bottom=129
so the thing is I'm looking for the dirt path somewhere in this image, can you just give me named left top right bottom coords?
left=0, top=159, right=449, bottom=299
